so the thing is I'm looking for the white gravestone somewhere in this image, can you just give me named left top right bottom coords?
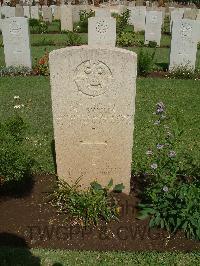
left=1, top=6, right=15, bottom=18
left=169, top=19, right=199, bottom=70
left=95, top=8, right=110, bottom=17
left=61, top=5, right=73, bottom=32
left=72, top=5, right=90, bottom=23
left=54, top=6, right=61, bottom=20
left=2, top=17, right=32, bottom=68
left=49, top=46, right=137, bottom=194
left=170, top=8, right=184, bottom=32
left=31, top=6, right=39, bottom=20
left=88, top=16, right=116, bottom=47
left=42, top=6, right=52, bottom=23
left=128, top=6, right=146, bottom=31
left=145, top=11, right=162, bottom=46
left=24, top=6, right=30, bottom=18
left=15, top=6, right=24, bottom=17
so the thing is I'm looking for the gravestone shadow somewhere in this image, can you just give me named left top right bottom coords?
left=0, top=232, right=41, bottom=265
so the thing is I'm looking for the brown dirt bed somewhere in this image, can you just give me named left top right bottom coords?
left=0, top=175, right=199, bottom=252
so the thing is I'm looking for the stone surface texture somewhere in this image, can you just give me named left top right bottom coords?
left=49, top=46, right=137, bottom=194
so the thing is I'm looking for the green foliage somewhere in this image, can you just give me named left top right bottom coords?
left=33, top=51, right=49, bottom=76
left=74, top=10, right=95, bottom=33
left=162, top=15, right=170, bottom=35
left=50, top=179, right=121, bottom=226
left=0, top=116, right=33, bottom=191
left=0, top=66, right=32, bottom=77
left=168, top=65, right=200, bottom=80
left=138, top=102, right=200, bottom=240
left=139, top=182, right=200, bottom=240
left=64, top=31, right=83, bottom=46
left=148, top=41, right=157, bottom=48
left=29, top=19, right=48, bottom=34
left=115, top=9, right=131, bottom=34
left=137, top=49, right=156, bottom=76
left=117, top=30, right=135, bottom=47
left=115, top=9, right=137, bottom=47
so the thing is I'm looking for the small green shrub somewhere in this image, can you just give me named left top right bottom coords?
left=168, top=65, right=200, bottom=80
left=29, top=19, right=48, bottom=34
left=0, top=116, right=33, bottom=191
left=33, top=51, right=49, bottom=76
left=137, top=49, right=156, bottom=76
left=138, top=102, right=200, bottom=240
left=0, top=66, right=32, bottom=77
left=50, top=179, right=124, bottom=226
left=74, top=10, right=95, bottom=33
left=65, top=31, right=83, bottom=46
left=115, top=9, right=131, bottom=34
left=117, top=31, right=135, bottom=46
left=148, top=41, right=157, bottom=48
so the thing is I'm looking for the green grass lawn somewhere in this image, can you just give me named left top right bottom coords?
left=0, top=77, right=199, bottom=174
left=0, top=247, right=200, bottom=266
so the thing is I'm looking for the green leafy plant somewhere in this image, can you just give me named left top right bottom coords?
left=148, top=41, right=157, bottom=48
left=29, top=19, right=48, bottom=34
left=33, top=51, right=49, bottom=76
left=138, top=102, right=200, bottom=240
left=115, top=9, right=131, bottom=35
left=0, top=66, right=32, bottom=77
left=0, top=116, right=33, bottom=192
left=168, top=65, right=200, bottom=80
left=137, top=49, right=156, bottom=76
left=64, top=31, right=83, bottom=46
left=50, top=178, right=124, bottom=226
left=117, top=30, right=135, bottom=47
left=74, top=10, right=95, bottom=33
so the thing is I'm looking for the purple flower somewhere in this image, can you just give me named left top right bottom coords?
left=156, top=102, right=165, bottom=114
left=169, top=151, right=176, bottom=158
left=154, top=120, right=160, bottom=125
left=151, top=163, right=158, bottom=170
left=163, top=186, right=169, bottom=192
left=146, top=150, right=153, bottom=156
left=157, top=144, right=164, bottom=149
left=157, top=102, right=165, bottom=109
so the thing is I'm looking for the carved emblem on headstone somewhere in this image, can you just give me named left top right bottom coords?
left=74, top=60, right=112, bottom=97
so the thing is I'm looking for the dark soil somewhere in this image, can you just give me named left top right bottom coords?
left=0, top=175, right=199, bottom=252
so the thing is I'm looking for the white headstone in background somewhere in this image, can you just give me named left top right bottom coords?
left=169, top=19, right=198, bottom=70
left=145, top=11, right=162, bottom=46
left=128, top=6, right=146, bottom=31
left=42, top=6, right=52, bottom=23
left=95, top=8, right=110, bottom=17
left=72, top=5, right=90, bottom=23
left=2, top=17, right=32, bottom=68
left=184, top=9, right=197, bottom=20
left=31, top=6, right=39, bottom=20
left=49, top=46, right=137, bottom=194
left=170, top=8, right=184, bottom=31
left=61, top=5, right=73, bottom=31
left=1, top=6, right=15, bottom=18
left=88, top=16, right=116, bottom=47
left=24, top=6, right=30, bottom=19
left=15, top=6, right=24, bottom=17
left=54, top=6, right=61, bottom=20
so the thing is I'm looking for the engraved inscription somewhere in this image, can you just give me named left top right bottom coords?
left=95, top=19, right=109, bottom=34
left=151, top=15, right=158, bottom=23
left=74, top=60, right=113, bottom=97
left=9, top=21, right=22, bottom=35
left=180, top=23, right=192, bottom=38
